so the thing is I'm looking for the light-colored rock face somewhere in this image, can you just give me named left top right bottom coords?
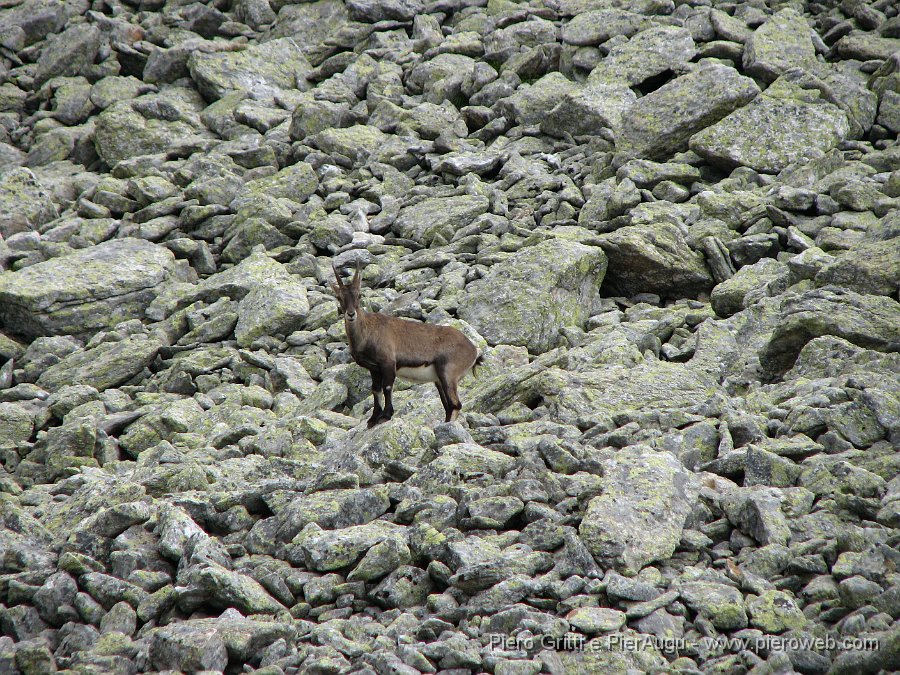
left=0, top=239, right=179, bottom=339
left=2, top=0, right=900, bottom=673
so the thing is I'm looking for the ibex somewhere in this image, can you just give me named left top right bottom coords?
left=331, top=263, right=481, bottom=428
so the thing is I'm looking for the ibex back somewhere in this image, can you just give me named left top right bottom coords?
left=331, top=263, right=480, bottom=428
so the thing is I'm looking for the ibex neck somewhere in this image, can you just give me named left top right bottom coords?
left=345, top=310, right=369, bottom=351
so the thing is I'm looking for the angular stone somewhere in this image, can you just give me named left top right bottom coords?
left=269, top=486, right=390, bottom=542
left=567, top=607, right=626, bottom=634
left=746, top=590, right=807, bottom=633
left=194, top=565, right=286, bottom=615
left=149, top=623, right=228, bottom=672
left=392, top=195, right=489, bottom=246
left=759, top=287, right=900, bottom=379
left=0, top=239, right=177, bottom=339
left=541, top=83, right=636, bottom=138
left=0, top=167, right=58, bottom=238
left=690, top=94, right=850, bottom=174
left=346, top=0, right=423, bottom=22
left=289, top=521, right=407, bottom=571
left=815, top=238, right=900, bottom=297
left=742, top=8, right=816, bottom=84
left=679, top=582, right=748, bottom=631
left=496, top=72, right=581, bottom=126
left=598, top=221, right=712, bottom=298
left=589, top=25, right=695, bottom=88
left=234, top=275, right=309, bottom=347
left=711, top=258, right=788, bottom=318
left=34, top=23, right=102, bottom=87
left=561, top=9, right=646, bottom=46
left=189, top=38, right=311, bottom=102
left=458, top=238, right=607, bottom=353
left=615, top=63, right=759, bottom=163
left=36, top=334, right=162, bottom=393
left=579, top=447, right=699, bottom=575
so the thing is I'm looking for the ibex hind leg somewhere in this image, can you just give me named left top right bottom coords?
left=436, top=367, right=462, bottom=423
left=435, top=380, right=453, bottom=423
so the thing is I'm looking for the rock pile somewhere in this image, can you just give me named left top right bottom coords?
left=0, top=0, right=898, bottom=673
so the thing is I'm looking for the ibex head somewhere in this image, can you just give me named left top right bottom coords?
left=331, top=262, right=362, bottom=323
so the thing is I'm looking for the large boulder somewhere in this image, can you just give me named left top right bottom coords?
left=742, top=8, right=817, bottom=84
left=598, top=221, right=712, bottom=298
left=579, top=447, right=699, bottom=575
left=458, top=238, right=607, bottom=353
left=615, top=63, right=759, bottom=163
left=815, top=238, right=900, bottom=297
left=392, top=195, right=489, bottom=246
left=188, top=38, right=311, bottom=102
left=588, top=25, right=695, bottom=88
left=0, top=167, right=58, bottom=238
left=759, top=287, right=900, bottom=379
left=37, top=334, right=163, bottom=393
left=0, top=239, right=179, bottom=339
left=690, top=87, right=850, bottom=174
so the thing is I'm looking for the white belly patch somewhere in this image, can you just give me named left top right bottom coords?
left=396, top=364, right=439, bottom=383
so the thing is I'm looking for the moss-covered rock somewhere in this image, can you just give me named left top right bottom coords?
left=588, top=25, right=695, bottom=88
left=711, top=258, right=788, bottom=318
left=579, top=447, right=699, bottom=575
left=680, top=582, right=748, bottom=631
left=615, top=63, right=759, bottom=163
left=746, top=589, right=807, bottom=633
left=458, top=238, right=607, bottom=353
left=0, top=239, right=178, bottom=339
left=393, top=195, right=489, bottom=246
left=188, top=38, right=311, bottom=102
left=0, top=167, right=59, bottom=238
left=37, top=334, right=162, bottom=393
left=234, top=276, right=309, bottom=347
left=815, top=238, right=900, bottom=297
left=288, top=520, right=407, bottom=571
left=742, top=8, right=816, bottom=84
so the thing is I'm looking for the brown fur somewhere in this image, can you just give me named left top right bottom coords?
left=332, top=263, right=479, bottom=427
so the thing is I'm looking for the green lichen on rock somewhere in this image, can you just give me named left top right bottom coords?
left=579, top=447, right=699, bottom=575
left=746, top=590, right=807, bottom=633
left=0, top=239, right=177, bottom=339
left=393, top=195, right=489, bottom=246
left=0, top=167, right=59, bottom=238
left=742, top=8, right=816, bottom=83
left=458, top=238, right=607, bottom=353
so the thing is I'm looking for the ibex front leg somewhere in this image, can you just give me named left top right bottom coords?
left=367, top=370, right=385, bottom=429
left=380, top=362, right=396, bottom=423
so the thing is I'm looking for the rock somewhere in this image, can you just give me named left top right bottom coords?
left=392, top=195, right=489, bottom=246
left=458, top=238, right=607, bottom=353
left=711, top=258, right=788, bottom=318
left=720, top=487, right=791, bottom=546
left=269, top=486, right=390, bottom=542
left=588, top=25, right=695, bottom=88
left=0, top=402, right=33, bottom=449
left=0, top=167, right=59, bottom=238
left=815, top=238, right=900, bottom=297
left=759, top=287, right=900, bottom=379
left=579, top=447, right=699, bottom=575
left=189, top=38, right=311, bottom=102
left=746, top=590, right=807, bottom=633
left=234, top=275, right=309, bottom=347
left=560, top=9, right=646, bottom=46
left=689, top=90, right=850, bottom=174
left=615, top=63, right=759, bottom=163
left=0, top=239, right=179, bottom=339
left=149, top=622, right=228, bottom=672
left=345, top=0, right=423, bottom=22
left=37, top=334, right=162, bottom=393
left=598, top=221, right=712, bottom=298
left=566, top=607, right=626, bottom=634
left=742, top=9, right=816, bottom=83
left=680, top=582, right=748, bottom=631
left=33, top=23, right=102, bottom=87
left=289, top=521, right=407, bottom=571
left=370, top=565, right=432, bottom=608
left=496, top=72, right=581, bottom=126
left=194, top=565, right=286, bottom=615
left=541, top=83, right=636, bottom=138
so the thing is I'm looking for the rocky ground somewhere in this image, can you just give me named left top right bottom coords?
left=0, top=0, right=898, bottom=672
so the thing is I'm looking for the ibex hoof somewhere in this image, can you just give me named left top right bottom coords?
left=367, top=416, right=388, bottom=429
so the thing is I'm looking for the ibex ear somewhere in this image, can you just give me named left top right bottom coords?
left=332, top=264, right=343, bottom=287
left=351, top=261, right=361, bottom=290
left=329, top=283, right=340, bottom=297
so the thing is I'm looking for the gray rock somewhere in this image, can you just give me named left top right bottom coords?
left=746, top=590, right=807, bottom=633
left=149, top=622, right=229, bottom=672
left=496, top=72, right=581, bottom=126
left=0, top=239, right=179, bottom=339
left=34, top=23, right=102, bottom=87
left=289, top=521, right=407, bottom=571
left=720, top=487, right=791, bottom=546
left=566, top=607, right=626, bottom=634
left=815, top=238, right=900, bottom=297
left=711, top=258, right=788, bottom=318
left=541, top=83, right=636, bottom=138
left=346, top=0, right=423, bottom=22
left=615, top=63, right=759, bottom=163
left=37, top=334, right=162, bottom=393
left=392, top=195, right=489, bottom=246
left=598, top=221, right=712, bottom=298
left=234, top=275, right=309, bottom=347
left=742, top=8, right=816, bottom=83
left=188, top=38, right=311, bottom=102
left=0, top=402, right=33, bottom=449
left=579, top=447, right=699, bottom=575
left=679, top=582, right=748, bottom=631
left=759, top=287, right=900, bottom=379
left=458, top=238, right=607, bottom=353
left=588, top=25, right=695, bottom=88
left=370, top=565, right=432, bottom=608
left=690, top=90, right=850, bottom=174
left=0, top=167, right=58, bottom=238
left=561, top=9, right=646, bottom=46
left=270, top=486, right=390, bottom=542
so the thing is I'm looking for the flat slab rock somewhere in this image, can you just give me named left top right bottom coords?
left=0, top=238, right=178, bottom=339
